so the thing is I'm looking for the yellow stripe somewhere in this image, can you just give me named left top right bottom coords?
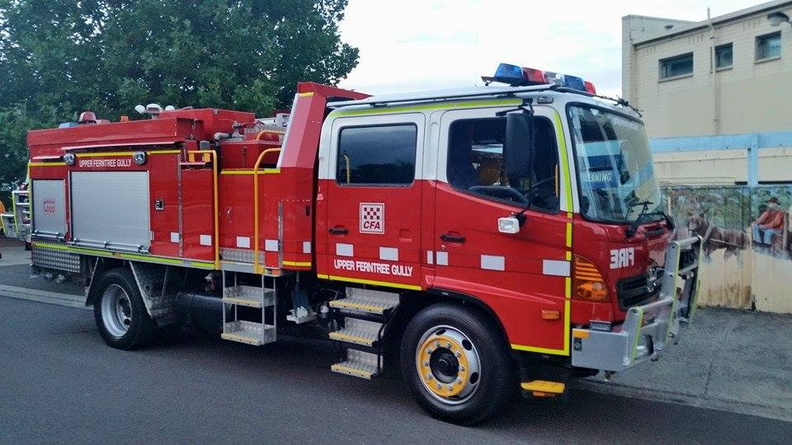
left=219, top=169, right=281, bottom=175
left=334, top=98, right=522, bottom=117
left=321, top=274, right=421, bottom=291
left=554, top=112, right=574, bottom=212
left=511, top=343, right=566, bottom=355
left=150, top=150, right=181, bottom=155
left=563, top=299, right=571, bottom=353
left=512, top=298, right=571, bottom=356
left=32, top=242, right=69, bottom=250
left=328, top=331, right=375, bottom=346
left=317, top=274, right=330, bottom=279
left=565, top=223, right=573, bottom=248
left=565, top=251, right=572, bottom=261
left=32, top=242, right=215, bottom=269
left=282, top=261, right=312, bottom=267
left=29, top=162, right=67, bottom=167
left=298, top=92, right=315, bottom=97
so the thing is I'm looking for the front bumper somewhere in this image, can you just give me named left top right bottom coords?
left=571, top=236, right=702, bottom=372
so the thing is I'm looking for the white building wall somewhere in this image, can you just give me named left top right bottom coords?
left=624, top=2, right=792, bottom=138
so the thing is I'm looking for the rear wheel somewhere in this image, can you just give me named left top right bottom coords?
left=93, top=268, right=156, bottom=350
left=400, top=303, right=516, bottom=425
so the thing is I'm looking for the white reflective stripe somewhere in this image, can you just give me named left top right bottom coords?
left=170, top=232, right=180, bottom=243
left=427, top=250, right=434, bottom=265
left=336, top=243, right=354, bottom=257
left=481, top=255, right=505, bottom=271
left=265, top=239, right=279, bottom=252
left=303, top=241, right=311, bottom=254
left=543, top=260, right=571, bottom=277
left=199, top=235, right=212, bottom=246
left=436, top=251, right=449, bottom=266
left=379, top=247, right=398, bottom=261
left=236, top=236, right=251, bottom=249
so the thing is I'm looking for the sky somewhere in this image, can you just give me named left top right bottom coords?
left=338, top=0, right=768, bottom=98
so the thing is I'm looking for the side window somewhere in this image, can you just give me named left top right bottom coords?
left=447, top=116, right=559, bottom=212
left=336, top=124, right=417, bottom=185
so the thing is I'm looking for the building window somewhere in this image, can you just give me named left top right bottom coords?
left=337, top=124, right=417, bottom=185
left=715, top=43, right=733, bottom=69
left=756, top=32, right=781, bottom=61
left=659, top=53, right=693, bottom=80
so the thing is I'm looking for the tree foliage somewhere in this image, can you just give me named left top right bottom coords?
left=0, top=0, right=359, bottom=192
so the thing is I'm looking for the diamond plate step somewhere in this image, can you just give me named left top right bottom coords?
left=222, top=286, right=274, bottom=308
left=329, top=328, right=378, bottom=347
left=329, top=318, right=381, bottom=347
left=330, top=349, right=379, bottom=379
left=329, top=296, right=397, bottom=315
left=221, top=321, right=275, bottom=346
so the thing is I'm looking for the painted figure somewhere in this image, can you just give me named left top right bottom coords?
left=752, top=197, right=784, bottom=246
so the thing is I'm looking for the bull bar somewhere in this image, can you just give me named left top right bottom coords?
left=571, top=236, right=703, bottom=372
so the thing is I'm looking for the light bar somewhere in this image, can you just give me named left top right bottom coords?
left=485, top=63, right=596, bottom=93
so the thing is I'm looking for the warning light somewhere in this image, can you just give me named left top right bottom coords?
left=484, top=63, right=596, bottom=93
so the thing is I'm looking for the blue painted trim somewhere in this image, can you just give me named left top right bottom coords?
left=650, top=130, right=792, bottom=152
left=650, top=130, right=792, bottom=187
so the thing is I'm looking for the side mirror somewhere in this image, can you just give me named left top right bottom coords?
left=498, top=216, right=522, bottom=234
left=504, top=112, right=534, bottom=189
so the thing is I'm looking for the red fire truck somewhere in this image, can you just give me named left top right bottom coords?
left=25, top=64, right=701, bottom=424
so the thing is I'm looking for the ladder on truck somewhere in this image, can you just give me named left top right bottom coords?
left=328, top=287, right=399, bottom=379
left=1, top=190, right=30, bottom=240
left=221, top=271, right=277, bottom=346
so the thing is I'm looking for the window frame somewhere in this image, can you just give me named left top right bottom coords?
left=715, top=43, right=734, bottom=70
left=444, top=114, right=561, bottom=214
left=658, top=52, right=694, bottom=81
left=335, top=122, right=419, bottom=187
left=756, top=31, right=782, bottom=62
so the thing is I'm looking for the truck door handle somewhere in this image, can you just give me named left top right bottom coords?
left=329, top=226, right=348, bottom=235
left=440, top=233, right=465, bottom=243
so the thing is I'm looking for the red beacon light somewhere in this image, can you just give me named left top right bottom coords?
left=484, top=63, right=597, bottom=94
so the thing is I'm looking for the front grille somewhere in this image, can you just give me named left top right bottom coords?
left=616, top=270, right=661, bottom=310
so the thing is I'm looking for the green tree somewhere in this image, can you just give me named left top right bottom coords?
left=0, top=0, right=359, bottom=192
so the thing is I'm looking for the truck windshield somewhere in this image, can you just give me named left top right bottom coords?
left=568, top=104, right=661, bottom=224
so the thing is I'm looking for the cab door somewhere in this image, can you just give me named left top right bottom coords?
left=317, top=113, right=425, bottom=290
left=431, top=106, right=572, bottom=354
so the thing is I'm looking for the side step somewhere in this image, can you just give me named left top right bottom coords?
left=330, top=350, right=380, bottom=380
left=328, top=287, right=399, bottom=315
left=221, top=321, right=276, bottom=346
left=521, top=380, right=566, bottom=398
left=221, top=271, right=277, bottom=346
left=328, top=318, right=380, bottom=347
left=329, top=287, right=399, bottom=379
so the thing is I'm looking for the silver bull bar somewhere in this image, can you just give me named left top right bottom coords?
left=571, top=236, right=703, bottom=372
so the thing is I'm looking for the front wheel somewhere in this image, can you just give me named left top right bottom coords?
left=400, top=303, right=516, bottom=425
left=93, top=268, right=156, bottom=350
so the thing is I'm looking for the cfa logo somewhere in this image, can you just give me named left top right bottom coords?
left=610, top=247, right=635, bottom=269
left=360, top=203, right=384, bottom=234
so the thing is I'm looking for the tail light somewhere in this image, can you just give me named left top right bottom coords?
left=573, top=255, right=610, bottom=302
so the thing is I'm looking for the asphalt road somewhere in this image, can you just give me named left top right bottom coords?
left=1, top=296, right=791, bottom=444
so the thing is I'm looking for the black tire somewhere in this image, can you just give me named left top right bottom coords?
left=400, top=302, right=516, bottom=425
left=93, top=268, right=156, bottom=350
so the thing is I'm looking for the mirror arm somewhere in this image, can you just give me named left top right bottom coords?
left=495, top=98, right=534, bottom=117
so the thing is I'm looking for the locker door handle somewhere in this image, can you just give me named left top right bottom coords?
left=440, top=233, right=465, bottom=243
left=329, top=227, right=348, bottom=235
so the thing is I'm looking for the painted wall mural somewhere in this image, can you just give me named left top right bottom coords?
left=663, top=186, right=792, bottom=313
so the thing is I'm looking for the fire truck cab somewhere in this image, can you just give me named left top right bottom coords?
left=26, top=65, right=702, bottom=425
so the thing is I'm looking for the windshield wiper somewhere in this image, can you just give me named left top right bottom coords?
left=625, top=201, right=675, bottom=238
